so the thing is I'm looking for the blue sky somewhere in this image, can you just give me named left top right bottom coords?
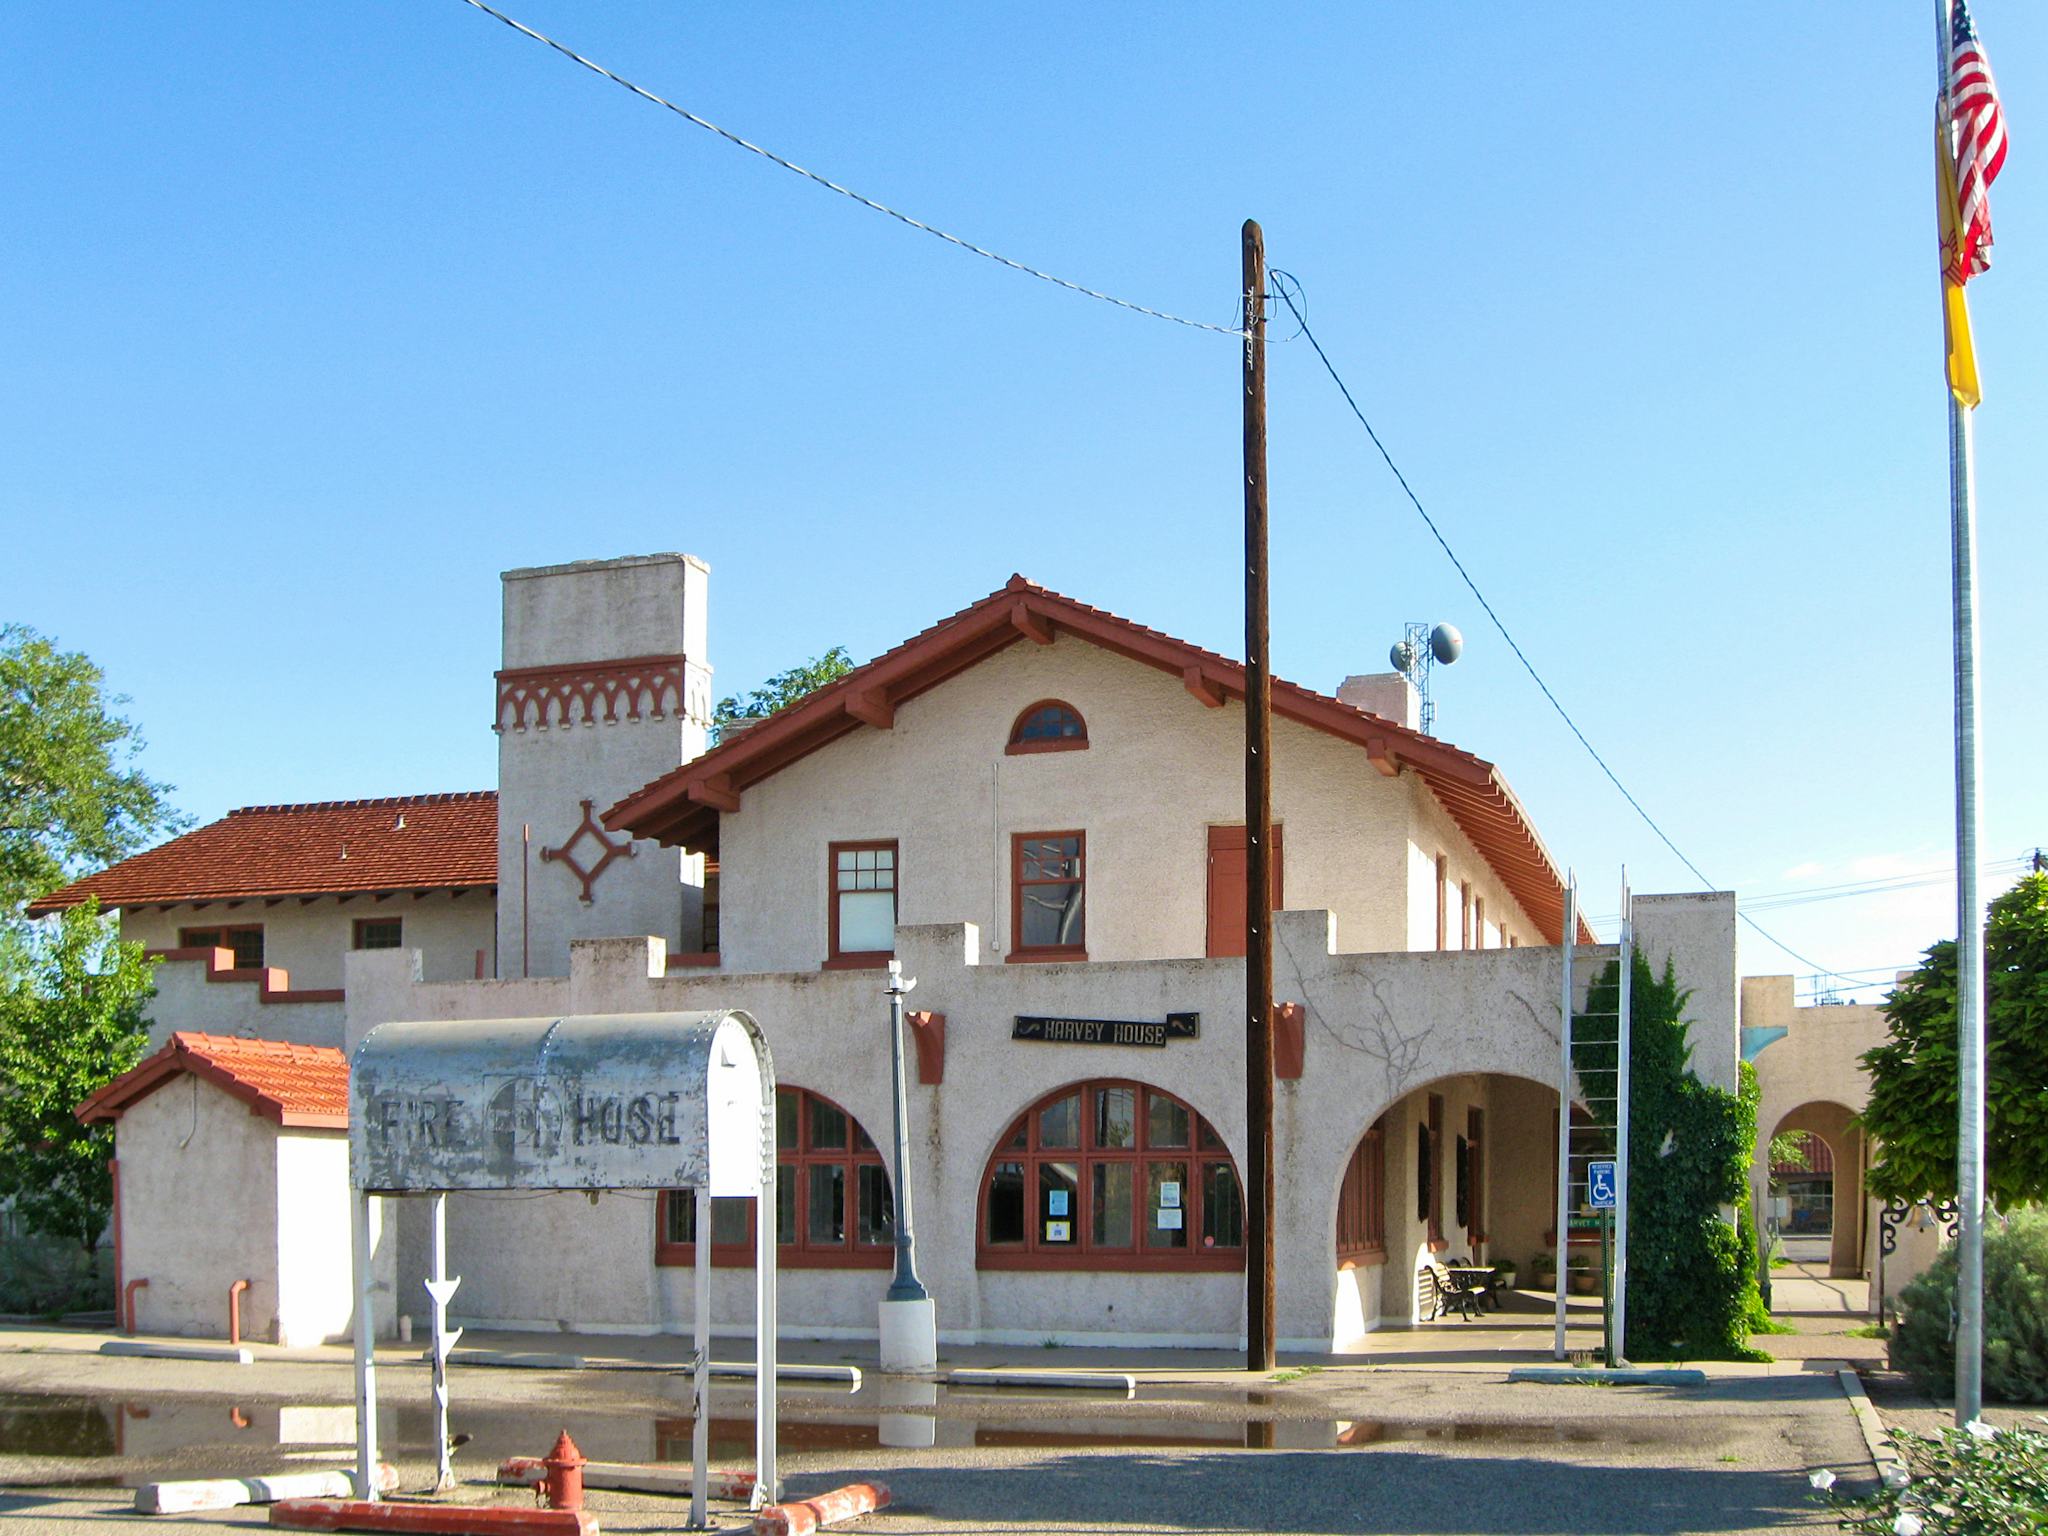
left=4, top=3, right=2041, bottom=1000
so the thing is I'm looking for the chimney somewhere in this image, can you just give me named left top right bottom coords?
left=1336, top=673, right=1420, bottom=731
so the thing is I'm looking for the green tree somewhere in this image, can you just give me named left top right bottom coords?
left=712, top=646, right=855, bottom=742
left=1861, top=872, right=2048, bottom=1209
left=0, top=900, right=155, bottom=1248
left=2, top=624, right=184, bottom=923
left=1575, top=954, right=1769, bottom=1361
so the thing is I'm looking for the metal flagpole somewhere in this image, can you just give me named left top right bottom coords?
left=1553, top=876, right=1576, bottom=1360
left=1935, top=0, right=1987, bottom=1428
left=1949, top=362, right=1986, bottom=1427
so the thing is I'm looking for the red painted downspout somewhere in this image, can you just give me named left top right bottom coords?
left=124, top=1278, right=149, bottom=1336
left=108, top=1157, right=123, bottom=1319
left=228, top=1279, right=251, bottom=1346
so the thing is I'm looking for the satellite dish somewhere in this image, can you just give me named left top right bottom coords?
left=1390, top=640, right=1416, bottom=674
left=1429, top=623, right=1463, bottom=666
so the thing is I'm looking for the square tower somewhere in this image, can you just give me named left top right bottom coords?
left=494, top=553, right=712, bottom=977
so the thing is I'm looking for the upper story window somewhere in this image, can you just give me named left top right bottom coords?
left=181, top=924, right=263, bottom=970
left=1011, top=832, right=1085, bottom=961
left=1006, top=700, right=1088, bottom=755
left=826, top=841, right=896, bottom=968
left=979, top=1081, right=1243, bottom=1271
left=354, top=918, right=403, bottom=951
left=657, top=1086, right=893, bottom=1269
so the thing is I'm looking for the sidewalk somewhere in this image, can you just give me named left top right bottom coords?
left=0, top=1288, right=1840, bottom=1384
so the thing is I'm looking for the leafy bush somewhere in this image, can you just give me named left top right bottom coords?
left=0, top=1231, right=112, bottom=1316
left=1894, top=1206, right=2048, bottom=1404
left=1819, top=1420, right=2048, bottom=1536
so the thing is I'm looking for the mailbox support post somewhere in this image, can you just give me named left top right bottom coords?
left=351, top=1189, right=379, bottom=1500
left=426, top=1193, right=461, bottom=1492
left=691, top=1186, right=711, bottom=1529
left=754, top=1079, right=778, bottom=1509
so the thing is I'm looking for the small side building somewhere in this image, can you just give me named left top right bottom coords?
left=78, top=1032, right=353, bottom=1347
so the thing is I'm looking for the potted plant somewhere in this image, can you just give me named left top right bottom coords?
left=1529, top=1251, right=1556, bottom=1289
left=1567, top=1253, right=1599, bottom=1295
left=1494, top=1257, right=1519, bottom=1291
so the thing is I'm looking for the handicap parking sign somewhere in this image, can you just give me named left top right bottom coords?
left=1588, top=1160, right=1618, bottom=1209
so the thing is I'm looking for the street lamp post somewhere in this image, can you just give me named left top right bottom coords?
left=877, top=958, right=937, bottom=1372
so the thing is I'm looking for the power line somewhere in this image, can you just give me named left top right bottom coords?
left=450, top=0, right=1244, bottom=337
left=1266, top=278, right=1847, bottom=982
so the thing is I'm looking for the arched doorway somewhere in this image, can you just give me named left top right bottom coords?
left=1768, top=1102, right=1865, bottom=1279
left=1329, top=1071, right=1565, bottom=1338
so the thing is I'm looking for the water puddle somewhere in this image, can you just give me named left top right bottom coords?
left=0, top=1387, right=1679, bottom=1485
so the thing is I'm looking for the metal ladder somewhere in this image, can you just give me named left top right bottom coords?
left=1552, top=874, right=1632, bottom=1362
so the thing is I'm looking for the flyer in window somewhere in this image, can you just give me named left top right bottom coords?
left=1047, top=1189, right=1069, bottom=1217
left=1157, top=1208, right=1184, bottom=1230
left=1159, top=1181, right=1181, bottom=1210
left=1044, top=1220, right=1071, bottom=1243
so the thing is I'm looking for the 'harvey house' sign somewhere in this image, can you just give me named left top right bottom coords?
left=1012, top=1012, right=1200, bottom=1048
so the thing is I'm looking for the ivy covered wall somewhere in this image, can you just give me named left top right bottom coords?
left=1575, top=955, right=1770, bottom=1361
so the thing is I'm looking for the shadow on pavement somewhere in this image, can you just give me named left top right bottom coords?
left=877, top=1450, right=1831, bottom=1534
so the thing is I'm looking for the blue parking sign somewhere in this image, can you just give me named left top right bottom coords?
left=1588, top=1160, right=1618, bottom=1209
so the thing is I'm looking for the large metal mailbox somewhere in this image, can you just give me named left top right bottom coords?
left=343, top=1010, right=777, bottom=1520
left=350, top=1011, right=768, bottom=1195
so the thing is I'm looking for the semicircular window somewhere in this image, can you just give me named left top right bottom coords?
left=1008, top=700, right=1087, bottom=754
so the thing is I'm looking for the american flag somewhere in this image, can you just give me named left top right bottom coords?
left=1944, top=0, right=2008, bottom=284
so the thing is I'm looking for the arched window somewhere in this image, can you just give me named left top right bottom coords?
left=656, top=1087, right=893, bottom=1268
left=978, top=1081, right=1243, bottom=1271
left=1335, top=1116, right=1386, bottom=1266
left=1006, top=700, right=1087, bottom=754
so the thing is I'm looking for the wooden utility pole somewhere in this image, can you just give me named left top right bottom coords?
left=1241, top=218, right=1276, bottom=1371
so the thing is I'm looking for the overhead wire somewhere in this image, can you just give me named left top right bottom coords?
left=450, top=0, right=1245, bottom=337
left=1265, top=275, right=1852, bottom=983
left=447, top=0, right=1904, bottom=988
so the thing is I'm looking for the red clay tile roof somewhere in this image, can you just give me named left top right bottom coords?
left=76, top=1031, right=350, bottom=1128
left=607, top=576, right=1593, bottom=945
left=27, top=792, right=497, bottom=916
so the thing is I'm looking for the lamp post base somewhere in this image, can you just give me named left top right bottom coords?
left=877, top=1297, right=937, bottom=1374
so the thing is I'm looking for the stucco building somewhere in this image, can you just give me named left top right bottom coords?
left=48, top=551, right=1767, bottom=1349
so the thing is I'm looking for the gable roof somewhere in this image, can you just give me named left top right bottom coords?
left=76, top=1031, right=349, bottom=1129
left=26, top=792, right=497, bottom=917
left=607, top=576, right=1591, bottom=945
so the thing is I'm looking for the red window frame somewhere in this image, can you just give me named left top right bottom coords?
left=977, top=1081, right=1244, bottom=1272
left=1466, top=1106, right=1487, bottom=1249
left=1009, top=831, right=1086, bottom=962
left=1006, top=699, right=1088, bottom=755
left=1426, top=1092, right=1447, bottom=1251
left=1434, top=855, right=1448, bottom=951
left=824, top=840, right=897, bottom=970
left=352, top=918, right=403, bottom=951
left=656, top=1087, right=892, bottom=1269
left=1336, top=1119, right=1386, bottom=1266
left=179, top=923, right=264, bottom=969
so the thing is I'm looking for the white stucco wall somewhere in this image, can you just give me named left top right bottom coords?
left=1635, top=892, right=1740, bottom=1094
left=1744, top=974, right=1927, bottom=1302
left=496, top=554, right=712, bottom=979
left=117, top=1077, right=279, bottom=1340
left=122, top=894, right=495, bottom=993
left=273, top=1131, right=355, bottom=1346
left=716, top=634, right=1542, bottom=974
left=345, top=914, right=1645, bottom=1350
left=137, top=961, right=344, bottom=1051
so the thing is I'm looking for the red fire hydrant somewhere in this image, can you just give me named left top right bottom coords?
left=539, top=1430, right=584, bottom=1512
